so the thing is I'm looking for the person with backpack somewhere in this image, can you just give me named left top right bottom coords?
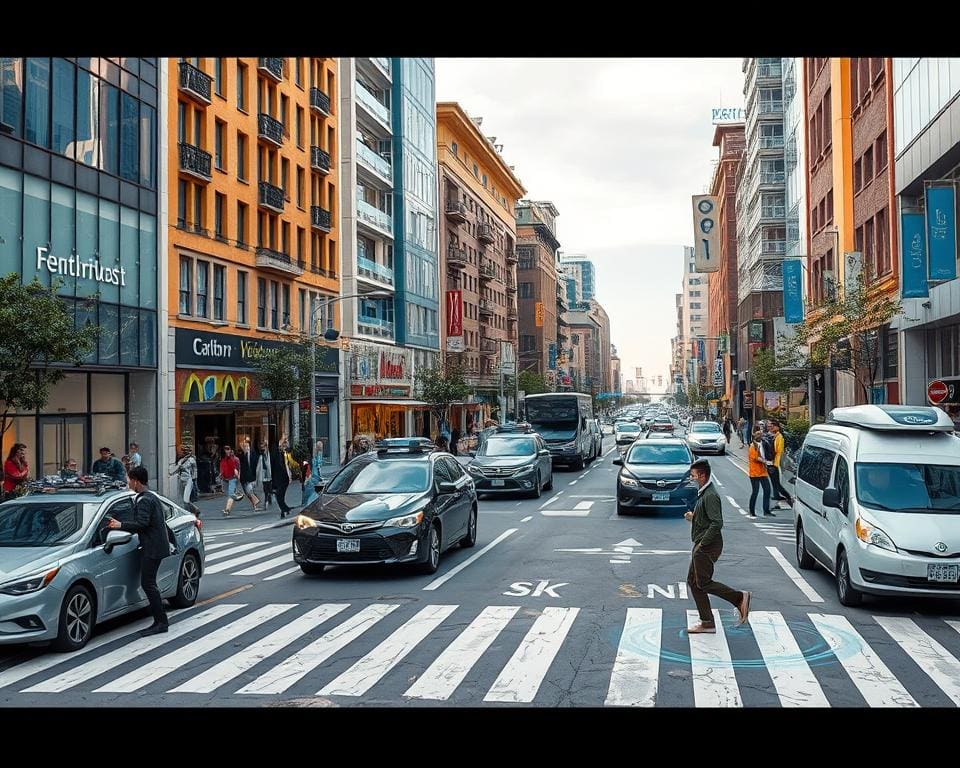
left=766, top=419, right=794, bottom=510
left=169, top=445, right=200, bottom=516
left=748, top=428, right=772, bottom=517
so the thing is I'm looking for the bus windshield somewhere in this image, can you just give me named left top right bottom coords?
left=525, top=396, right=587, bottom=443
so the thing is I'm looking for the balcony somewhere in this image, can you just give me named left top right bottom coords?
left=758, top=101, right=784, bottom=115
left=178, top=143, right=211, bottom=181
left=357, top=140, right=393, bottom=184
left=257, top=57, right=284, bottom=82
left=477, top=223, right=495, bottom=244
left=757, top=63, right=783, bottom=80
left=506, top=274, right=516, bottom=292
left=311, top=206, right=332, bottom=232
left=357, top=198, right=393, bottom=237
left=371, top=57, right=392, bottom=81
left=760, top=205, right=786, bottom=219
left=358, top=256, right=395, bottom=286
left=759, top=171, right=785, bottom=186
left=759, top=135, right=785, bottom=149
left=256, top=246, right=303, bottom=277
left=761, top=239, right=787, bottom=255
left=480, top=338, right=498, bottom=355
left=178, top=62, right=211, bottom=105
left=505, top=248, right=517, bottom=264
left=258, top=181, right=284, bottom=213
left=311, top=146, right=331, bottom=175
left=258, top=113, right=284, bottom=147
left=357, top=315, right=395, bottom=340
left=445, top=199, right=468, bottom=224
left=479, top=299, right=495, bottom=316
left=310, top=87, right=331, bottom=117
left=356, top=81, right=391, bottom=129
left=479, top=261, right=497, bottom=282
left=447, top=245, right=468, bottom=269
left=507, top=306, right=517, bottom=319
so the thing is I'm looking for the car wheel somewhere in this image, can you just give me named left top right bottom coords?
left=836, top=550, right=863, bottom=607
left=719, top=447, right=726, bottom=455
left=54, top=584, right=95, bottom=652
left=616, top=500, right=627, bottom=516
left=573, top=456, right=585, bottom=471
left=530, top=472, right=542, bottom=499
left=418, top=524, right=441, bottom=575
left=170, top=552, right=201, bottom=608
left=796, top=523, right=815, bottom=570
left=544, top=470, right=553, bottom=491
left=460, top=506, right=478, bottom=548
left=300, top=562, right=326, bottom=575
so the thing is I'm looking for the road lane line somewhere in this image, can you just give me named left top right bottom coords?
left=876, top=617, right=960, bottom=705
left=204, top=541, right=269, bottom=562
left=765, top=546, right=824, bottom=603
left=809, top=614, right=918, bottom=707
left=539, top=492, right=563, bottom=508
left=749, top=611, right=829, bottom=707
left=422, top=528, right=518, bottom=591
left=573, top=501, right=594, bottom=510
left=203, top=541, right=237, bottom=552
left=605, top=608, right=661, bottom=707
left=687, top=609, right=741, bottom=707
left=233, top=553, right=294, bottom=576
left=568, top=480, right=578, bottom=485
left=204, top=542, right=289, bottom=574
left=726, top=458, right=749, bottom=476
left=521, top=516, right=533, bottom=523
left=264, top=565, right=302, bottom=581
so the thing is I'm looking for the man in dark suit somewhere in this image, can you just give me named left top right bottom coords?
left=683, top=459, right=751, bottom=634
left=108, top=466, right=170, bottom=636
left=269, top=440, right=292, bottom=518
left=237, top=437, right=262, bottom=511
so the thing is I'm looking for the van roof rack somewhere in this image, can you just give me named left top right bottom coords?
left=24, top=474, right=128, bottom=496
left=827, top=404, right=955, bottom=432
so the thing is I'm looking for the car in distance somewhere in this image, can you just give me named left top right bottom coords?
left=613, top=439, right=697, bottom=515
left=466, top=433, right=553, bottom=498
left=686, top=421, right=727, bottom=455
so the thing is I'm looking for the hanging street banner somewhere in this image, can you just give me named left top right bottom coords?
left=691, top=195, right=720, bottom=272
left=901, top=210, right=929, bottom=299
left=712, top=355, right=724, bottom=387
left=783, top=259, right=805, bottom=323
left=926, top=183, right=958, bottom=282
left=445, top=289, right=464, bottom=351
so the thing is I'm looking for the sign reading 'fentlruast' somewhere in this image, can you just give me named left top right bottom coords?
left=36, top=246, right=127, bottom=286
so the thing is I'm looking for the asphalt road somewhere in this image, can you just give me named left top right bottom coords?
left=4, top=431, right=960, bottom=707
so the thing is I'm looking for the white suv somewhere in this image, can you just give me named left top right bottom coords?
left=793, top=404, right=960, bottom=606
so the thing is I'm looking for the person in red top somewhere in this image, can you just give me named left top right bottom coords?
left=3, top=443, right=29, bottom=499
left=219, top=445, right=242, bottom=516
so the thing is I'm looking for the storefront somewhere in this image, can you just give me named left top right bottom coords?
left=348, top=341, right=427, bottom=441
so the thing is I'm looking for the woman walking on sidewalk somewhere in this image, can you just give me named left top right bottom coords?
left=737, top=417, right=746, bottom=448
left=220, top=445, right=242, bottom=516
left=170, top=445, right=201, bottom=516
left=748, top=429, right=772, bottom=518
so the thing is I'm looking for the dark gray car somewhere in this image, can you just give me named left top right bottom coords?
left=0, top=485, right=205, bottom=651
left=466, top=434, right=554, bottom=498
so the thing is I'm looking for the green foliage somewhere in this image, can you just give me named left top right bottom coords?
left=751, top=347, right=805, bottom=394
left=786, top=417, right=811, bottom=444
left=249, top=335, right=314, bottom=402
left=416, top=361, right=470, bottom=423
left=519, top=370, right=548, bottom=396
left=673, top=390, right=689, bottom=407
left=0, top=275, right=99, bottom=442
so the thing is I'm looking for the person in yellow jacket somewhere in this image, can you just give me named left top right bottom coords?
left=767, top=418, right=794, bottom=510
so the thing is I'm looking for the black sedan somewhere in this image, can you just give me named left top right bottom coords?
left=293, top=443, right=477, bottom=575
left=466, top=433, right=553, bottom=498
left=613, top=438, right=697, bottom=515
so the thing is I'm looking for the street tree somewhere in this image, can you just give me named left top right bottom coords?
left=518, top=370, right=548, bottom=396
left=416, top=361, right=470, bottom=432
left=249, top=337, right=314, bottom=461
left=0, top=275, right=99, bottom=446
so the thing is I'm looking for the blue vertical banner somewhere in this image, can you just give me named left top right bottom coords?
left=901, top=210, right=929, bottom=298
left=548, top=343, right=557, bottom=370
left=783, top=259, right=805, bottom=323
left=926, top=184, right=958, bottom=281
left=696, top=338, right=705, bottom=362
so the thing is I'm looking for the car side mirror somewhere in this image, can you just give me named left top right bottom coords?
left=612, top=458, right=623, bottom=466
left=104, top=529, right=133, bottom=553
left=822, top=487, right=841, bottom=510
left=437, top=481, right=458, bottom=495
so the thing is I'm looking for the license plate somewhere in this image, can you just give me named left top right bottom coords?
left=336, top=538, right=360, bottom=553
left=491, top=479, right=505, bottom=487
left=927, top=563, right=959, bottom=582
left=652, top=492, right=670, bottom=502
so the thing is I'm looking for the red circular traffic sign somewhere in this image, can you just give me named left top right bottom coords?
left=928, top=379, right=949, bottom=404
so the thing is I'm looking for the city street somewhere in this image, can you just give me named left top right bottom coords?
left=3, top=432, right=960, bottom=708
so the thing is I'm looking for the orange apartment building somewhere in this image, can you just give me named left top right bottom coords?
left=437, top=102, right=525, bottom=428
left=166, top=57, right=341, bottom=490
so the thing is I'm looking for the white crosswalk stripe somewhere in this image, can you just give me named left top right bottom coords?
left=9, top=603, right=960, bottom=706
left=204, top=543, right=289, bottom=574
left=233, top=553, right=294, bottom=577
left=264, top=565, right=301, bottom=581
left=203, top=541, right=269, bottom=563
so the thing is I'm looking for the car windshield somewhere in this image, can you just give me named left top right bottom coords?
left=480, top=438, right=537, bottom=457
left=627, top=444, right=691, bottom=464
left=0, top=502, right=85, bottom=547
left=855, top=462, right=960, bottom=513
left=617, top=424, right=640, bottom=433
left=691, top=423, right=721, bottom=433
left=325, top=460, right=431, bottom=494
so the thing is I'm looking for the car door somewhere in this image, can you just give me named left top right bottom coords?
left=802, top=446, right=838, bottom=568
left=536, top=437, right=552, bottom=484
left=87, top=497, right=144, bottom=618
left=795, top=446, right=824, bottom=560
left=824, top=454, right=851, bottom=559
left=442, top=457, right=472, bottom=539
left=156, top=498, right=185, bottom=595
left=432, top=458, right=459, bottom=548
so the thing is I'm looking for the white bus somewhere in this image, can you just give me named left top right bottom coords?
left=524, top=392, right=595, bottom=470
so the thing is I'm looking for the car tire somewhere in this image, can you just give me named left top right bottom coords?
left=460, top=506, right=478, bottom=548
left=616, top=500, right=627, bottom=516
left=299, top=563, right=326, bottom=575
left=796, top=523, right=816, bottom=570
left=573, top=456, right=585, bottom=471
left=530, top=472, right=542, bottom=499
left=170, top=552, right=201, bottom=608
left=54, top=583, right=95, bottom=652
left=836, top=550, right=863, bottom=607
left=719, top=447, right=726, bottom=455
left=544, top=471, right=553, bottom=491
left=418, top=524, right=441, bottom=575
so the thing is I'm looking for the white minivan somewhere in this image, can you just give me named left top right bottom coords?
left=793, top=404, right=960, bottom=606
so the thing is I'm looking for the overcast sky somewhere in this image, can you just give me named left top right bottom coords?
left=435, top=58, right=745, bottom=392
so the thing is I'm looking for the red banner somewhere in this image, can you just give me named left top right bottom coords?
left=447, top=290, right=463, bottom=337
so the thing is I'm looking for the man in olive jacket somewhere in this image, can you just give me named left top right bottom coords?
left=683, top=459, right=751, bottom=634
left=108, top=466, right=170, bottom=636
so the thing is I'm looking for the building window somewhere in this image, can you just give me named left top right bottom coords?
left=518, top=282, right=534, bottom=298
left=854, top=158, right=862, bottom=193
left=877, top=207, right=890, bottom=275
left=282, top=284, right=291, bottom=327
left=237, top=202, right=247, bottom=246
left=213, top=265, right=225, bottom=321
left=215, top=192, right=225, bottom=239
left=237, top=132, right=247, bottom=180
left=520, top=334, right=536, bottom=352
left=884, top=325, right=898, bottom=380
left=237, top=271, right=248, bottom=325
left=237, top=62, right=247, bottom=110
left=270, top=281, right=279, bottom=330
left=214, top=120, right=225, bottom=170
left=297, top=167, right=304, bottom=208
left=193, top=184, right=204, bottom=232
left=196, top=260, right=209, bottom=318
left=177, top=179, right=187, bottom=227
left=257, top=278, right=267, bottom=328
left=179, top=256, right=192, bottom=315
left=214, top=58, right=224, bottom=96
left=876, top=131, right=888, bottom=171
left=296, top=57, right=303, bottom=87
left=451, top=142, right=458, bottom=157
left=296, top=106, right=303, bottom=147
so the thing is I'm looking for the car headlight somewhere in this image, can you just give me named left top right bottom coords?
left=515, top=463, right=537, bottom=475
left=620, top=476, right=639, bottom=488
left=467, top=465, right=483, bottom=475
left=295, top=514, right=319, bottom=530
left=385, top=511, right=425, bottom=528
left=855, top=517, right=897, bottom=552
left=0, top=566, right=60, bottom=596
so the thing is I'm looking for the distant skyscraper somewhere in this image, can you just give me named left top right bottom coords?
left=559, top=253, right=596, bottom=306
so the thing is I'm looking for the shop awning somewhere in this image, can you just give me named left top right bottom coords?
left=350, top=399, right=429, bottom=407
left=179, top=399, right=296, bottom=410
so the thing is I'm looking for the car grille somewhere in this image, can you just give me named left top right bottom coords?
left=903, top=548, right=960, bottom=559
left=860, top=568, right=960, bottom=590
left=477, top=466, right=522, bottom=477
left=638, top=479, right=683, bottom=490
left=307, top=533, right=402, bottom=561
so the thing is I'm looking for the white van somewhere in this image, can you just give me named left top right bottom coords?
left=793, top=404, right=960, bottom=606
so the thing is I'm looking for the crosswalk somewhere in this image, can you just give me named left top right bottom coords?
left=6, top=601, right=960, bottom=706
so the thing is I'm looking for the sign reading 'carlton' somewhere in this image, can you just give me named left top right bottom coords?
left=36, top=246, right=127, bottom=286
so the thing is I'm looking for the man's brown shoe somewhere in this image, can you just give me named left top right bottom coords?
left=686, top=622, right=717, bottom=634
left=738, top=591, right=752, bottom=625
